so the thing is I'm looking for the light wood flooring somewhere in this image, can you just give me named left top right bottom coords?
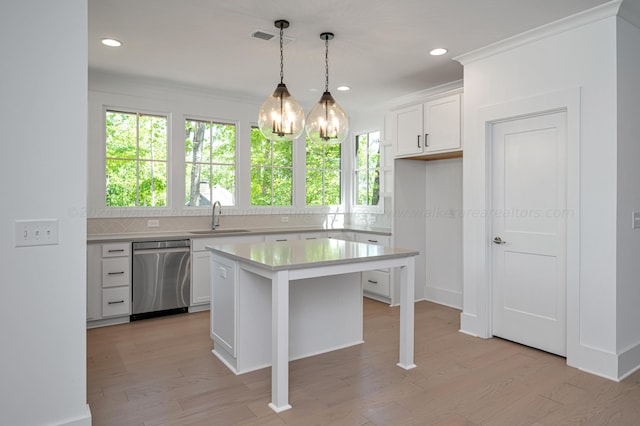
left=87, top=299, right=640, bottom=425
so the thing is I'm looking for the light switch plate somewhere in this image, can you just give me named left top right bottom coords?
left=633, top=211, right=640, bottom=229
left=15, top=219, right=59, bottom=247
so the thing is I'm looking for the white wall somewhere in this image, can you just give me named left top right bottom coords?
left=0, top=1, right=90, bottom=425
left=425, top=158, right=463, bottom=308
left=616, top=12, right=640, bottom=377
left=458, top=3, right=625, bottom=379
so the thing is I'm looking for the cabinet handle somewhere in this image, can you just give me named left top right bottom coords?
left=108, top=300, right=125, bottom=305
left=107, top=271, right=125, bottom=276
left=275, top=239, right=287, bottom=242
left=367, top=239, right=378, bottom=243
left=107, top=249, right=125, bottom=253
left=367, top=280, right=378, bottom=284
left=305, top=237, right=317, bottom=240
left=417, top=134, right=421, bottom=148
left=425, top=133, right=429, bottom=147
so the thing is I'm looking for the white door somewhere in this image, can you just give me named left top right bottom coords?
left=491, top=111, right=567, bottom=356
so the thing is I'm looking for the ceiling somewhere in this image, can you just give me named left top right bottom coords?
left=89, top=0, right=610, bottom=112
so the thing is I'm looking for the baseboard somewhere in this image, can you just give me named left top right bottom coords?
left=459, top=311, right=489, bottom=338
left=189, top=303, right=210, bottom=313
left=425, top=286, right=462, bottom=309
left=567, top=342, right=619, bottom=381
left=55, top=405, right=92, bottom=426
left=618, top=340, right=640, bottom=380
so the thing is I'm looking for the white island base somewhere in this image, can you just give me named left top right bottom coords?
left=208, top=238, right=418, bottom=412
left=211, top=259, right=363, bottom=375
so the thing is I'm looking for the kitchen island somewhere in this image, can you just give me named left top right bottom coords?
left=207, top=237, right=418, bottom=413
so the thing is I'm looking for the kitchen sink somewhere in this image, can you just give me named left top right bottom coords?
left=189, top=229, right=250, bottom=235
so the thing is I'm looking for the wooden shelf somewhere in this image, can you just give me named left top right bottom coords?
left=397, top=150, right=463, bottom=162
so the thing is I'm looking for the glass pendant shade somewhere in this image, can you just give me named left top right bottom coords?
left=257, top=19, right=305, bottom=142
left=305, top=32, right=349, bottom=144
left=258, top=83, right=305, bottom=141
left=305, top=91, right=349, bottom=144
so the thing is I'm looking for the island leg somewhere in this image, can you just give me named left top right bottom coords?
left=269, top=270, right=292, bottom=413
left=398, top=256, right=417, bottom=370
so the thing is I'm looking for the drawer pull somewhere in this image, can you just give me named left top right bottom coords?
left=107, top=271, right=125, bottom=276
left=108, top=300, right=125, bottom=305
left=367, top=280, right=378, bottom=284
left=107, top=249, right=125, bottom=253
left=276, top=239, right=287, bottom=242
left=367, top=239, right=378, bottom=243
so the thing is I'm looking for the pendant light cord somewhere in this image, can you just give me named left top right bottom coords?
left=324, top=37, right=329, bottom=92
left=279, top=25, right=284, bottom=85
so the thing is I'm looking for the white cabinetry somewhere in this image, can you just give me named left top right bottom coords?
left=394, top=92, right=462, bottom=158
left=264, top=233, right=300, bottom=242
left=354, top=233, right=394, bottom=304
left=87, top=242, right=132, bottom=327
left=191, top=234, right=261, bottom=310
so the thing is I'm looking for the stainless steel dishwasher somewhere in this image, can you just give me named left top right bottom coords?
left=131, top=239, right=190, bottom=320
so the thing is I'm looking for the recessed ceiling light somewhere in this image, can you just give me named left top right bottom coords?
left=101, top=38, right=123, bottom=47
left=429, top=48, right=447, bottom=56
left=337, top=86, right=350, bottom=91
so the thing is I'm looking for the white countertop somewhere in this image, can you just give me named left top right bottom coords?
left=206, top=238, right=418, bottom=271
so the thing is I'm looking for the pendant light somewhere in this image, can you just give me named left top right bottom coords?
left=258, top=20, right=305, bottom=142
left=305, top=32, right=349, bottom=144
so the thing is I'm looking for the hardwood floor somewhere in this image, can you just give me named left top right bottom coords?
left=87, top=299, right=640, bottom=425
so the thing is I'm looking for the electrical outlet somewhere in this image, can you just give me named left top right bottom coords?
left=147, top=219, right=160, bottom=227
left=280, top=216, right=289, bottom=223
left=15, top=219, right=59, bottom=247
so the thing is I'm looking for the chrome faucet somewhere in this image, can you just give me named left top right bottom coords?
left=211, top=200, right=222, bottom=230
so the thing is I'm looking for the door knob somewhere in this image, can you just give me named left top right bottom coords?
left=493, top=237, right=506, bottom=244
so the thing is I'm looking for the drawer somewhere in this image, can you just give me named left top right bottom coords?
left=102, top=242, right=130, bottom=257
left=102, top=287, right=130, bottom=317
left=362, top=270, right=390, bottom=298
left=102, top=258, right=130, bottom=287
left=355, top=234, right=391, bottom=246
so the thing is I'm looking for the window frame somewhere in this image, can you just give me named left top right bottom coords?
left=352, top=129, right=384, bottom=214
left=249, top=126, right=295, bottom=208
left=103, top=107, right=172, bottom=212
left=184, top=117, right=238, bottom=208
left=304, top=137, right=344, bottom=208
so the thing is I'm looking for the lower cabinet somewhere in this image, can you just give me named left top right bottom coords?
left=354, top=233, right=394, bottom=304
left=87, top=242, right=132, bottom=327
left=190, top=235, right=260, bottom=309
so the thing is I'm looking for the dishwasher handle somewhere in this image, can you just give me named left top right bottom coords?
left=133, top=247, right=190, bottom=255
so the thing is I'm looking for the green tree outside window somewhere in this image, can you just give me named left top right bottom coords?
left=105, top=111, right=168, bottom=207
left=185, top=119, right=236, bottom=206
left=355, top=131, right=381, bottom=206
left=250, top=127, right=293, bottom=206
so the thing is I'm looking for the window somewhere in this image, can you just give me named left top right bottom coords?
left=250, top=127, right=292, bottom=206
left=355, top=131, right=381, bottom=206
left=105, top=110, right=168, bottom=207
left=185, top=119, right=236, bottom=206
left=306, top=139, right=341, bottom=205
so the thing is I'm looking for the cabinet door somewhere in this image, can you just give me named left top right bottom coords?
left=87, top=244, right=102, bottom=320
left=264, top=233, right=300, bottom=242
left=299, top=232, right=328, bottom=240
left=423, top=94, right=461, bottom=153
left=395, top=104, right=423, bottom=156
left=211, top=255, right=237, bottom=356
left=191, top=251, right=212, bottom=305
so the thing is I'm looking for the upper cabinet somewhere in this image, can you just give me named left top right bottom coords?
left=393, top=92, right=462, bottom=159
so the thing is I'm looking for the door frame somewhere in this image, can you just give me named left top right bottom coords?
left=477, top=88, right=581, bottom=366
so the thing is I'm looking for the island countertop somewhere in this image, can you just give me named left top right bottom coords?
left=206, top=237, right=418, bottom=271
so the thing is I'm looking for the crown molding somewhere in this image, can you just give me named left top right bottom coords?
left=619, top=0, right=640, bottom=28
left=454, top=0, right=623, bottom=66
